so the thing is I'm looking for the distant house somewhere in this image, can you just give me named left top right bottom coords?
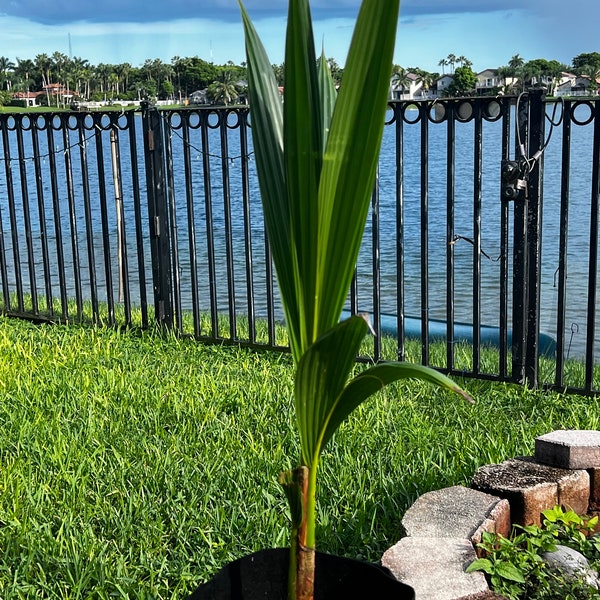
left=389, top=72, right=423, bottom=101
left=556, top=74, right=599, bottom=97
left=11, top=91, right=39, bottom=107
left=434, top=74, right=454, bottom=97
left=475, top=69, right=519, bottom=95
left=189, top=89, right=208, bottom=105
left=476, top=69, right=502, bottom=95
left=39, top=83, right=78, bottom=105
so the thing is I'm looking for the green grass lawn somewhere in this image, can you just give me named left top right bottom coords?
left=0, top=316, right=598, bottom=598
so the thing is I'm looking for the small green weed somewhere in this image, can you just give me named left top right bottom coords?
left=468, top=506, right=600, bottom=599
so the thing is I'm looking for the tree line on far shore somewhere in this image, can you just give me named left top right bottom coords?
left=0, top=50, right=598, bottom=107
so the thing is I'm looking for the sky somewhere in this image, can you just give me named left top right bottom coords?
left=0, top=0, right=598, bottom=73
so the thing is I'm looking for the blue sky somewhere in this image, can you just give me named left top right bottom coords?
left=0, top=0, right=597, bottom=73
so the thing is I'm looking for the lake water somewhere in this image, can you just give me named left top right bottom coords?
left=0, top=106, right=597, bottom=360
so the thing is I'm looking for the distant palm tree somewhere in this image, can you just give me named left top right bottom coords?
left=35, top=53, right=52, bottom=88
left=509, top=54, right=524, bottom=69
left=390, top=65, right=411, bottom=99
left=95, top=63, right=113, bottom=97
left=447, top=53, right=457, bottom=73
left=506, top=54, right=526, bottom=91
left=438, top=58, right=448, bottom=74
left=172, top=56, right=192, bottom=98
left=68, top=57, right=89, bottom=98
left=582, top=64, right=600, bottom=94
left=0, top=56, right=15, bottom=90
left=457, top=55, right=472, bottom=69
left=416, top=71, right=435, bottom=97
left=115, top=62, right=132, bottom=96
left=207, top=70, right=241, bottom=105
left=496, top=65, right=513, bottom=94
left=15, top=58, right=35, bottom=91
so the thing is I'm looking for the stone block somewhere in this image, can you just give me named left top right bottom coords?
left=382, top=537, right=488, bottom=600
left=558, top=469, right=590, bottom=515
left=401, top=485, right=506, bottom=540
left=521, top=481, right=559, bottom=527
left=471, top=458, right=590, bottom=526
left=470, top=498, right=511, bottom=554
left=535, top=430, right=600, bottom=469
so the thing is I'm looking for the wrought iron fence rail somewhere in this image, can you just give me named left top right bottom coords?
left=0, top=95, right=599, bottom=394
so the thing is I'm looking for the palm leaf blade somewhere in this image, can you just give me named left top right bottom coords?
left=240, top=2, right=309, bottom=359
left=283, top=0, right=322, bottom=358
left=294, top=315, right=369, bottom=466
left=315, top=0, right=400, bottom=333
left=321, top=362, right=474, bottom=450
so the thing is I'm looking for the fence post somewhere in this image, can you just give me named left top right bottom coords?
left=509, top=90, right=545, bottom=387
left=524, top=89, right=546, bottom=387
left=141, top=102, right=173, bottom=328
left=510, top=96, right=529, bottom=384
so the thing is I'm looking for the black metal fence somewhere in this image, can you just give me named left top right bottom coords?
left=0, top=94, right=599, bottom=394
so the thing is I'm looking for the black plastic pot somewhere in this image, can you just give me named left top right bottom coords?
left=187, top=548, right=415, bottom=599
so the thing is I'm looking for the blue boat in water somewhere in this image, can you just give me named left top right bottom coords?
left=341, top=310, right=557, bottom=358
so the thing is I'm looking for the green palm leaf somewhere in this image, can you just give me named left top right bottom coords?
left=321, top=361, right=474, bottom=452
left=294, top=315, right=369, bottom=467
left=314, top=0, right=400, bottom=335
left=241, top=0, right=400, bottom=361
left=317, top=51, right=336, bottom=154
left=283, top=0, right=322, bottom=358
left=296, top=316, right=474, bottom=468
left=239, top=2, right=302, bottom=359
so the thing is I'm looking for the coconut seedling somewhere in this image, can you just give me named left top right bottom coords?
left=239, top=1, right=473, bottom=598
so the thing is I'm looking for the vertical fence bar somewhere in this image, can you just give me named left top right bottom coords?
left=2, top=124, right=24, bottom=311
left=472, top=104, right=483, bottom=374
left=110, top=125, right=131, bottom=323
left=220, top=111, right=237, bottom=339
left=63, top=121, right=83, bottom=321
left=420, top=104, right=430, bottom=365
left=141, top=102, right=173, bottom=328
left=16, top=121, right=38, bottom=313
left=265, top=238, right=277, bottom=346
left=0, top=201, right=7, bottom=310
left=349, top=269, right=358, bottom=315
left=182, top=114, right=201, bottom=338
left=163, top=117, right=182, bottom=332
left=371, top=170, right=381, bottom=360
left=239, top=109, right=256, bottom=343
left=78, top=118, right=99, bottom=321
left=94, top=117, right=116, bottom=326
left=47, top=121, right=69, bottom=319
left=511, top=94, right=529, bottom=383
left=524, top=89, right=546, bottom=387
left=31, top=124, right=54, bottom=315
left=127, top=111, right=149, bottom=328
left=395, top=104, right=405, bottom=361
left=584, top=100, right=600, bottom=391
left=498, top=99, right=512, bottom=379
left=0, top=120, right=9, bottom=310
left=445, top=103, right=456, bottom=372
left=555, top=100, right=572, bottom=386
left=200, top=111, right=218, bottom=338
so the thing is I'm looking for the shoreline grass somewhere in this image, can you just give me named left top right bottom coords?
left=0, top=316, right=599, bottom=598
